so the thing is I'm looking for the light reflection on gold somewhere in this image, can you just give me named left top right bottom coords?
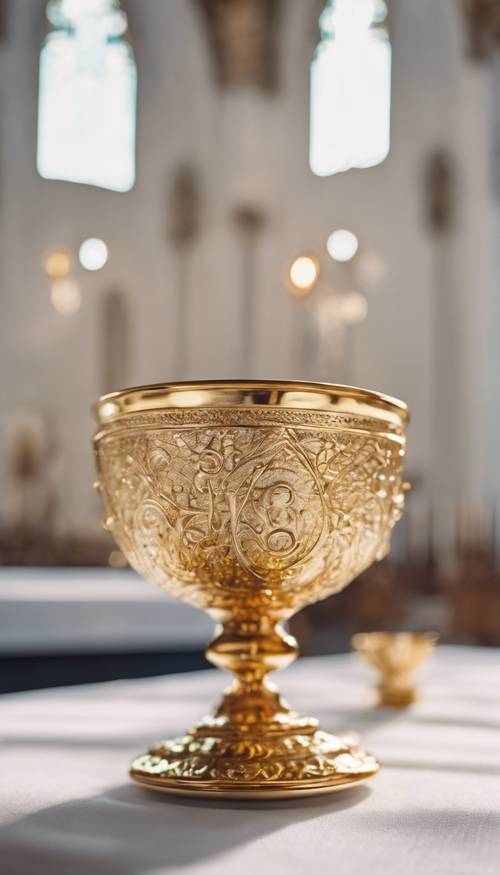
left=99, top=401, right=121, bottom=421
left=170, top=390, right=211, bottom=408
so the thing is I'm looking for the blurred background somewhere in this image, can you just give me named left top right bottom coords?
left=1, top=0, right=499, bottom=693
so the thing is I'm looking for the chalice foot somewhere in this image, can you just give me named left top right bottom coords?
left=130, top=733, right=378, bottom=799
left=130, top=622, right=379, bottom=798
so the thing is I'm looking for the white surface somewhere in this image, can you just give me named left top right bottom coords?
left=0, top=646, right=499, bottom=875
left=0, top=567, right=212, bottom=653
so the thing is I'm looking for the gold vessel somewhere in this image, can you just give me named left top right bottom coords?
left=352, top=632, right=437, bottom=707
left=94, top=380, right=409, bottom=798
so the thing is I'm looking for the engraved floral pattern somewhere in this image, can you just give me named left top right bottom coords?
left=95, top=412, right=405, bottom=615
left=131, top=730, right=378, bottom=786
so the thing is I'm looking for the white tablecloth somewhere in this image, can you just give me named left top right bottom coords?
left=0, top=647, right=499, bottom=875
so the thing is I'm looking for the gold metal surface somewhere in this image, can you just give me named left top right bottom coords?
left=94, top=379, right=409, bottom=798
left=352, top=632, right=437, bottom=708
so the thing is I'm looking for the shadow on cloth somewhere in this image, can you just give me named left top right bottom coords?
left=0, top=782, right=371, bottom=875
left=318, top=704, right=405, bottom=735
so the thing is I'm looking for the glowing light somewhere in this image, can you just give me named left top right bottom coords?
left=288, top=255, right=320, bottom=296
left=317, top=291, right=368, bottom=326
left=37, top=0, right=136, bottom=192
left=339, top=290, right=368, bottom=323
left=79, top=238, right=108, bottom=271
left=356, top=249, right=386, bottom=289
left=310, top=0, right=391, bottom=177
left=327, top=229, right=359, bottom=262
left=44, top=250, right=71, bottom=278
left=50, top=278, right=81, bottom=314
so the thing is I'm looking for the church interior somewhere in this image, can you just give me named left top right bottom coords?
left=1, top=3, right=500, bottom=873
left=1, top=0, right=499, bottom=690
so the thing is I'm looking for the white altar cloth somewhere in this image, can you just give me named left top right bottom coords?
left=0, top=646, right=499, bottom=875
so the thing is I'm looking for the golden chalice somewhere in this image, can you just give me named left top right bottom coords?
left=94, top=380, right=409, bottom=798
left=352, top=632, right=437, bottom=707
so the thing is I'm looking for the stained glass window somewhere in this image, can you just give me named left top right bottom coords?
left=309, top=0, right=391, bottom=177
left=37, top=0, right=136, bottom=192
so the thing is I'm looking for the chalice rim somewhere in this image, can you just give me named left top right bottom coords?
left=94, top=378, right=409, bottom=429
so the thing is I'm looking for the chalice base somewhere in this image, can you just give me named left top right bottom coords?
left=130, top=717, right=379, bottom=799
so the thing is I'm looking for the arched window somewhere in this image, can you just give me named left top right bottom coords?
left=309, top=0, right=391, bottom=177
left=37, top=0, right=137, bottom=192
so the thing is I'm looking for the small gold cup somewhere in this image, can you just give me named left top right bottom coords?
left=94, top=380, right=409, bottom=798
left=352, top=632, right=437, bottom=707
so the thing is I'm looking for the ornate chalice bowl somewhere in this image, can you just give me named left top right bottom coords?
left=94, top=380, right=409, bottom=798
left=352, top=632, right=437, bottom=707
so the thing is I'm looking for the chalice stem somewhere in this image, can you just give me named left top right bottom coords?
left=206, top=615, right=299, bottom=725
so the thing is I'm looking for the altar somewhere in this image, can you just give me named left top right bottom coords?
left=1, top=646, right=498, bottom=874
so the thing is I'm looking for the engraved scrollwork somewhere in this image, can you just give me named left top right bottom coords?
left=131, top=730, right=378, bottom=786
left=96, top=411, right=405, bottom=614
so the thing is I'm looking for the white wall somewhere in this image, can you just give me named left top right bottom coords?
left=0, top=0, right=498, bottom=548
